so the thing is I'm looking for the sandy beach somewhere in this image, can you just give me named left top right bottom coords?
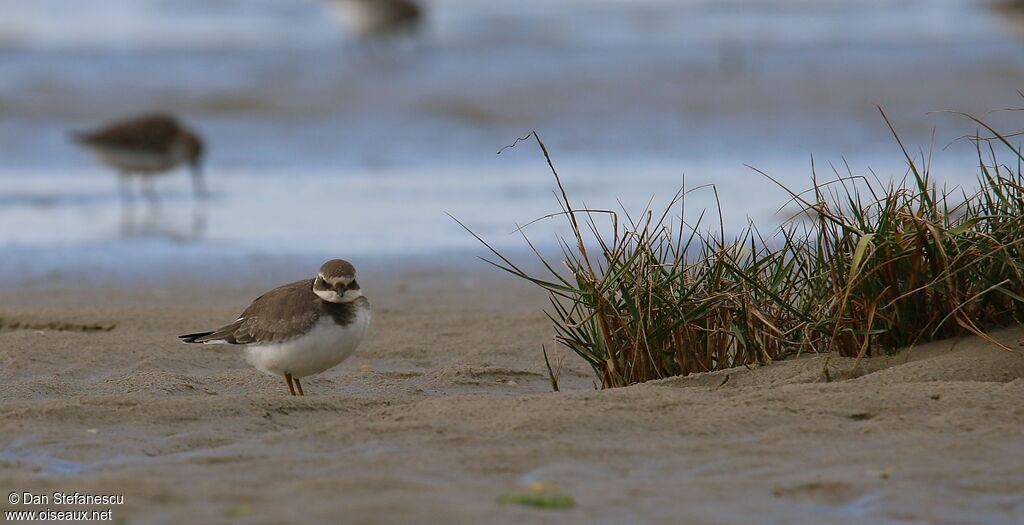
left=2, top=266, right=1023, bottom=525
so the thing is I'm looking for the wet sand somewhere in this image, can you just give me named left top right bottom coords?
left=2, top=268, right=1024, bottom=524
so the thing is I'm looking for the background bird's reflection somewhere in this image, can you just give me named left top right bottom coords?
left=119, top=202, right=207, bottom=243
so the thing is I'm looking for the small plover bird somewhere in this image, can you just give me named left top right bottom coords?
left=179, top=260, right=371, bottom=396
left=72, top=113, right=206, bottom=203
left=328, top=0, right=422, bottom=38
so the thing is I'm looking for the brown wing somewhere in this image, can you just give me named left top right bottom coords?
left=75, top=114, right=184, bottom=153
left=193, top=279, right=321, bottom=345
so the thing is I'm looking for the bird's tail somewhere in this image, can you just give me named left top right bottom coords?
left=178, top=331, right=216, bottom=344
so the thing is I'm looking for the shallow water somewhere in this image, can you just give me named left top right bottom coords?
left=2, top=0, right=1024, bottom=278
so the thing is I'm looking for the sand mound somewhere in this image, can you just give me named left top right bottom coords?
left=653, top=327, right=1024, bottom=391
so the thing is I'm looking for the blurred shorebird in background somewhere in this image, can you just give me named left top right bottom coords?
left=991, top=1, right=1024, bottom=42
left=72, top=114, right=207, bottom=205
left=328, top=0, right=423, bottom=39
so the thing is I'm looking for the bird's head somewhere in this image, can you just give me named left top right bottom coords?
left=313, top=259, right=363, bottom=303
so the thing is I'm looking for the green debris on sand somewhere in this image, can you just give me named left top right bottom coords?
left=497, top=482, right=575, bottom=509
left=225, top=504, right=252, bottom=518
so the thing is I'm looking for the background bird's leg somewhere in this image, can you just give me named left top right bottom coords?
left=118, top=172, right=134, bottom=204
left=284, top=373, right=296, bottom=396
left=141, top=177, right=160, bottom=207
left=294, top=377, right=305, bottom=396
left=190, top=163, right=207, bottom=199
left=118, top=173, right=137, bottom=235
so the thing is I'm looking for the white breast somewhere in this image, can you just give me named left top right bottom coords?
left=243, top=307, right=371, bottom=378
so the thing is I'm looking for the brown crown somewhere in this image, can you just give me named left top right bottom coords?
left=319, top=259, right=356, bottom=280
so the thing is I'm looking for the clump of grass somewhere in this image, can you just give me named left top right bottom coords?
left=457, top=113, right=1024, bottom=389
left=784, top=112, right=1024, bottom=359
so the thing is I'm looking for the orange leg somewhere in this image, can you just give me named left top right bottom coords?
left=294, top=377, right=305, bottom=396
left=284, top=373, right=296, bottom=396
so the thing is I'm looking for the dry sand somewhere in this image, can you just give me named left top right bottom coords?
left=2, top=267, right=1023, bottom=524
